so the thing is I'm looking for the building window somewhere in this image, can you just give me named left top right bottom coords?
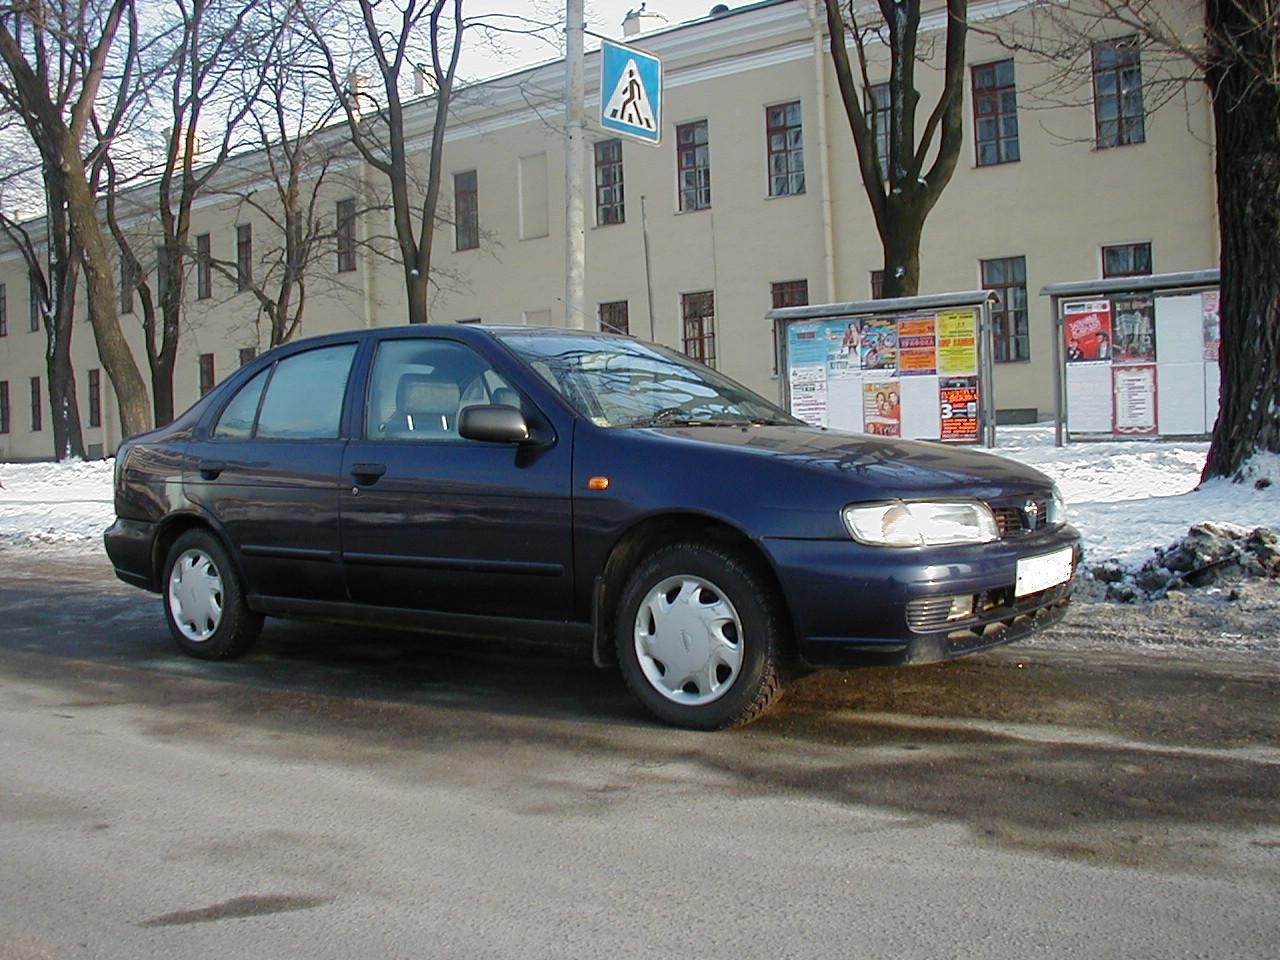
left=0, top=381, right=8, bottom=433
left=156, top=244, right=175, bottom=298
left=29, top=376, right=42, bottom=431
left=0, top=283, right=7, bottom=337
left=972, top=60, right=1019, bottom=166
left=870, top=270, right=885, bottom=299
left=29, top=281, right=40, bottom=331
left=196, top=233, right=212, bottom=300
left=867, top=83, right=891, bottom=179
left=599, top=300, right=629, bottom=335
left=1101, top=242, right=1153, bottom=278
left=681, top=291, right=716, bottom=367
left=238, top=347, right=257, bottom=367
left=236, top=224, right=253, bottom=291
left=770, top=280, right=808, bottom=374
left=199, top=353, right=215, bottom=396
left=677, top=120, right=711, bottom=212
left=1093, top=37, right=1145, bottom=148
left=454, top=170, right=479, bottom=251
left=766, top=101, right=805, bottom=196
left=594, top=139, right=625, bottom=226
left=337, top=198, right=356, bottom=272
left=981, top=256, right=1030, bottom=363
left=88, top=369, right=102, bottom=428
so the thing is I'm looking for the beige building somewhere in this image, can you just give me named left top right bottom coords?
left=0, top=0, right=1217, bottom=460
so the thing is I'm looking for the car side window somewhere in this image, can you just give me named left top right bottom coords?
left=212, top=368, right=269, bottom=440
left=253, top=344, right=357, bottom=440
left=366, top=339, right=514, bottom=441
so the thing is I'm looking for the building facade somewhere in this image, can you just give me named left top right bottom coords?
left=0, top=0, right=1217, bottom=460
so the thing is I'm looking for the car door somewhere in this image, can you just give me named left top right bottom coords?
left=338, top=336, right=574, bottom=621
left=185, top=341, right=358, bottom=602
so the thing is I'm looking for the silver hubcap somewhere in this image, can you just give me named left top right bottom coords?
left=633, top=575, right=744, bottom=706
left=168, top=548, right=224, bottom=643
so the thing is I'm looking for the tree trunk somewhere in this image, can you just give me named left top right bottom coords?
left=880, top=198, right=925, bottom=298
left=1201, top=0, right=1280, bottom=480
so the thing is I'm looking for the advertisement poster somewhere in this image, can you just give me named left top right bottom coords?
left=827, top=319, right=862, bottom=380
left=1063, top=300, right=1113, bottom=362
left=939, top=377, right=980, bottom=443
left=862, top=380, right=901, bottom=437
left=937, top=310, right=978, bottom=375
left=789, top=377, right=827, bottom=426
left=1202, top=290, right=1221, bottom=361
left=787, top=322, right=830, bottom=368
left=1112, top=364, right=1158, bottom=436
left=860, top=318, right=898, bottom=371
left=1111, top=295, right=1156, bottom=363
left=897, top=315, right=938, bottom=375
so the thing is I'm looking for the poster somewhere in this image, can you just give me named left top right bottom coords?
left=939, top=377, right=980, bottom=443
left=1063, top=300, right=1113, bottom=362
left=860, top=318, right=898, bottom=372
left=789, top=378, right=827, bottom=425
left=897, top=315, right=938, bottom=375
left=1112, top=364, right=1158, bottom=436
left=1202, top=290, right=1220, bottom=360
left=936, top=310, right=978, bottom=375
left=1111, top=295, right=1156, bottom=363
left=826, top=319, right=862, bottom=380
left=862, top=380, right=901, bottom=437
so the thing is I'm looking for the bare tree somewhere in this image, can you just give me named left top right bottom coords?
left=823, top=0, right=968, bottom=298
left=102, top=0, right=278, bottom=426
left=299, top=0, right=465, bottom=325
left=0, top=0, right=151, bottom=438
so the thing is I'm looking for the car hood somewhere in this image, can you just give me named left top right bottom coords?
left=646, top=423, right=1055, bottom=497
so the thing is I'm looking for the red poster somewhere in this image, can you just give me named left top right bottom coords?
left=1112, top=365, right=1158, bottom=436
left=939, top=377, right=980, bottom=443
left=1063, top=300, right=1113, bottom=363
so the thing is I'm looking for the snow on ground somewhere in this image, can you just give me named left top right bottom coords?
left=0, top=425, right=1275, bottom=573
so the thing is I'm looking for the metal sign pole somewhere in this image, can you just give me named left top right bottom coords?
left=564, top=0, right=587, bottom=329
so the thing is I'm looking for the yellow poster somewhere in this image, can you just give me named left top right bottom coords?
left=937, top=309, right=978, bottom=375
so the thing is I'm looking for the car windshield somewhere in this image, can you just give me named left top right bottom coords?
left=497, top=332, right=798, bottom=428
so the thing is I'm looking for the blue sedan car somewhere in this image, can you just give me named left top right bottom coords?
left=105, top=325, right=1080, bottom=729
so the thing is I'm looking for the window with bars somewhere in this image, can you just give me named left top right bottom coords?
left=455, top=170, right=479, bottom=250
left=196, top=233, right=212, bottom=300
left=1101, top=242, right=1153, bottom=278
left=870, top=270, right=885, bottom=300
left=29, top=376, right=42, bottom=431
left=973, top=60, right=1020, bottom=166
left=337, top=198, right=357, bottom=272
left=594, top=139, right=625, bottom=226
left=681, top=291, right=716, bottom=367
left=199, top=353, right=216, bottom=396
left=28, top=281, right=40, bottom=331
left=239, top=347, right=257, bottom=367
left=88, top=369, right=101, bottom=428
left=236, top=224, right=253, bottom=291
left=0, top=380, right=8, bottom=433
left=981, top=256, right=1030, bottom=363
left=766, top=101, right=805, bottom=197
left=1093, top=37, right=1145, bottom=148
left=677, top=120, right=711, bottom=212
left=0, top=283, right=7, bottom=337
left=867, top=83, right=891, bottom=180
left=599, top=300, right=629, bottom=335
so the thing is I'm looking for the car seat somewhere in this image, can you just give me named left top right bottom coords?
left=384, top=373, right=460, bottom=437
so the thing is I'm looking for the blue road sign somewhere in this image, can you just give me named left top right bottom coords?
left=599, top=39, right=662, bottom=146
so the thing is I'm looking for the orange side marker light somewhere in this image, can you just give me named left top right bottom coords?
left=587, top=476, right=610, bottom=491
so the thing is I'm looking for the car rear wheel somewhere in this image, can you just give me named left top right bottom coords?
left=163, top=529, right=262, bottom=660
left=616, top=542, right=786, bottom=729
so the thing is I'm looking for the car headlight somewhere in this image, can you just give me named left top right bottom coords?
left=1047, top=484, right=1067, bottom=526
left=842, top=500, right=999, bottom=547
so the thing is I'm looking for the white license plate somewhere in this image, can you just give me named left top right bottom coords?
left=1015, top=546, right=1075, bottom=597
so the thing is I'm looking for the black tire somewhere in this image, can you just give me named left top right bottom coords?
left=162, top=529, right=262, bottom=660
left=615, top=542, right=787, bottom=730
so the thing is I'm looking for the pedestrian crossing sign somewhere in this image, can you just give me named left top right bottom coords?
left=600, top=39, right=662, bottom=146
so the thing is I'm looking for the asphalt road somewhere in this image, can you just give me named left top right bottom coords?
left=1, top=547, right=1278, bottom=960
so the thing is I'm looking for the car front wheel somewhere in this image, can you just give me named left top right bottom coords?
left=616, top=542, right=786, bottom=729
left=163, top=529, right=262, bottom=660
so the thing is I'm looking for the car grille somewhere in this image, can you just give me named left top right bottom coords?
left=906, top=582, right=1073, bottom=634
left=990, top=497, right=1050, bottom=538
left=906, top=596, right=959, bottom=632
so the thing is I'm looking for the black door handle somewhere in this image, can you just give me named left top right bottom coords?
left=351, top=462, right=387, bottom=483
left=198, top=460, right=226, bottom=479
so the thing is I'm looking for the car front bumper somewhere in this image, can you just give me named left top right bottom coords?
left=760, top=525, right=1082, bottom=668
